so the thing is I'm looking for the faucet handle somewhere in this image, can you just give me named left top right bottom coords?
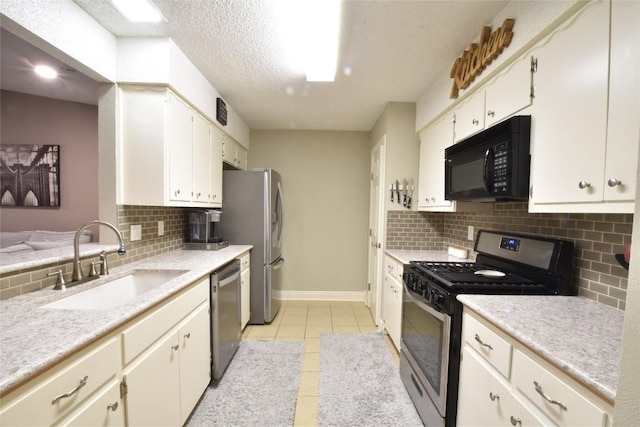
left=48, top=270, right=67, bottom=290
left=99, top=251, right=109, bottom=275
left=89, top=261, right=100, bottom=277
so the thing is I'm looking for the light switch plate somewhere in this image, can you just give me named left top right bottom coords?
left=467, top=225, right=474, bottom=241
left=131, top=224, right=142, bottom=241
left=158, top=221, right=164, bottom=236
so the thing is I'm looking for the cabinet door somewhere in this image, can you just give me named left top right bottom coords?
left=388, top=279, right=402, bottom=351
left=222, top=136, right=235, bottom=165
left=178, top=303, right=211, bottom=425
left=124, top=331, right=181, bottom=427
left=241, top=268, right=251, bottom=329
left=418, top=114, right=454, bottom=210
left=209, top=126, right=224, bottom=206
left=453, top=91, right=485, bottom=142
left=236, top=144, right=248, bottom=170
left=457, top=347, right=548, bottom=427
left=484, top=54, right=533, bottom=127
left=60, top=380, right=124, bottom=427
left=530, top=1, right=609, bottom=205
left=169, top=94, right=194, bottom=203
left=604, top=0, right=639, bottom=203
left=192, top=113, right=211, bottom=204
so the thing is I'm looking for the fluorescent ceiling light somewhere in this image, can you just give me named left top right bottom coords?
left=34, top=65, right=57, bottom=79
left=276, top=0, right=342, bottom=82
left=110, top=0, right=164, bottom=22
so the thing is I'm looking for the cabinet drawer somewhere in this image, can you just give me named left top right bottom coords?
left=458, top=347, right=548, bottom=427
left=122, top=278, right=209, bottom=364
left=384, top=256, right=398, bottom=278
left=239, top=252, right=250, bottom=271
left=513, top=350, right=607, bottom=427
left=463, top=312, right=512, bottom=379
left=0, top=337, right=119, bottom=426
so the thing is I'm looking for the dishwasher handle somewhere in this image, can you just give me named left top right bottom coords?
left=213, top=260, right=241, bottom=290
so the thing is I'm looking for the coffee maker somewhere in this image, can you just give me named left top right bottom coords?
left=185, top=209, right=229, bottom=250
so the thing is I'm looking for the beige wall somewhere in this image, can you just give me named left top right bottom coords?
left=248, top=130, right=370, bottom=295
left=370, top=102, right=420, bottom=214
left=0, top=91, right=99, bottom=233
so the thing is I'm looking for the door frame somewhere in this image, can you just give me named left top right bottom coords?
left=367, top=135, right=386, bottom=327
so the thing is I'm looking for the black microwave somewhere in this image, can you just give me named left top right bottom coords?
left=445, top=115, right=531, bottom=202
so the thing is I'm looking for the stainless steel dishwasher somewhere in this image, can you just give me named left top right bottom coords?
left=210, top=259, right=241, bottom=382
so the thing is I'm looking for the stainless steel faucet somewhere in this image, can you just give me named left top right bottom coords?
left=71, top=220, right=126, bottom=282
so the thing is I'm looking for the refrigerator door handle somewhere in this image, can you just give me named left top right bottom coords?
left=273, top=258, right=285, bottom=269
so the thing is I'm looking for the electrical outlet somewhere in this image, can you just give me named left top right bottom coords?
left=131, top=224, right=142, bottom=241
left=467, top=225, right=474, bottom=241
left=158, top=221, right=164, bottom=236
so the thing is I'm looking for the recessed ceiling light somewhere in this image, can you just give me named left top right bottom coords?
left=34, top=65, right=58, bottom=79
left=109, top=0, right=164, bottom=22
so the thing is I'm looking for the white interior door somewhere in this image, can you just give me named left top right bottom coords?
left=367, top=136, right=386, bottom=326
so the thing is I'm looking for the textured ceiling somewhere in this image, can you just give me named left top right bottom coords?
left=5, top=0, right=510, bottom=131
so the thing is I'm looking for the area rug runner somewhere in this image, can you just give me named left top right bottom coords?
left=318, top=333, right=423, bottom=426
left=187, top=340, right=305, bottom=426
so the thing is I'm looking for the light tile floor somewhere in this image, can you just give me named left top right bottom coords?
left=242, top=300, right=399, bottom=427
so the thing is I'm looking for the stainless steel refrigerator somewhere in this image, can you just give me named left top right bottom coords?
left=217, top=168, right=284, bottom=324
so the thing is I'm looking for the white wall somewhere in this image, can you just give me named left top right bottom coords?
left=415, top=0, right=584, bottom=131
left=613, top=139, right=640, bottom=423
left=117, top=38, right=250, bottom=148
left=1, top=91, right=99, bottom=233
left=249, top=130, right=370, bottom=299
left=0, top=0, right=117, bottom=83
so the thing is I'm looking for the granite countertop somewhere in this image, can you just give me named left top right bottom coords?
left=0, top=245, right=252, bottom=395
left=385, top=249, right=473, bottom=264
left=457, top=295, right=624, bottom=403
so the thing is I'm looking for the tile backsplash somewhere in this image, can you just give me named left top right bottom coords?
left=387, top=203, right=632, bottom=310
left=0, top=205, right=188, bottom=300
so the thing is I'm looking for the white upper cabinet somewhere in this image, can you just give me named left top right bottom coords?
left=120, top=85, right=224, bottom=207
left=604, top=0, right=639, bottom=203
left=222, top=136, right=248, bottom=170
left=453, top=92, right=485, bottom=143
left=453, top=54, right=534, bottom=143
left=529, top=0, right=639, bottom=212
left=419, top=113, right=454, bottom=210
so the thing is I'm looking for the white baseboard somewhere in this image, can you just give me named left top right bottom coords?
left=274, top=290, right=366, bottom=302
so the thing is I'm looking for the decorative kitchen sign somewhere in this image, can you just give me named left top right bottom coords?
left=0, top=144, right=60, bottom=208
left=450, top=19, right=515, bottom=99
left=216, top=97, right=228, bottom=126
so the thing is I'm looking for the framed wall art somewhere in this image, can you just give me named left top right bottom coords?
left=0, top=144, right=60, bottom=208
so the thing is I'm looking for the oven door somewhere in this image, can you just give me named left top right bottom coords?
left=400, top=283, right=451, bottom=419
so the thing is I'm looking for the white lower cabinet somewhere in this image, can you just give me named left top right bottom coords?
left=122, top=281, right=210, bottom=426
left=239, top=252, right=251, bottom=329
left=458, top=310, right=614, bottom=427
left=383, top=255, right=403, bottom=351
left=0, top=278, right=212, bottom=427
left=0, top=337, right=121, bottom=427
left=59, top=380, right=125, bottom=427
left=458, top=347, right=546, bottom=427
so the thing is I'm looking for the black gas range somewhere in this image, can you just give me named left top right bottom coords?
left=399, top=230, right=574, bottom=427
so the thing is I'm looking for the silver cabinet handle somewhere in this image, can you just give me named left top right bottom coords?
left=171, top=344, right=179, bottom=351
left=489, top=392, right=499, bottom=401
left=510, top=416, right=521, bottom=426
left=51, top=376, right=88, bottom=404
left=472, top=118, right=479, bottom=125
left=107, top=402, right=119, bottom=411
left=534, top=381, right=567, bottom=410
left=184, top=332, right=191, bottom=339
left=578, top=181, right=591, bottom=189
left=608, top=178, right=622, bottom=187
left=474, top=333, right=493, bottom=350
left=487, top=110, right=495, bottom=117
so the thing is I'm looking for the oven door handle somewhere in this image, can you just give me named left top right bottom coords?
left=403, top=282, right=448, bottom=322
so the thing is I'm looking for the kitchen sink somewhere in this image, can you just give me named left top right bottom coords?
left=40, top=270, right=188, bottom=311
